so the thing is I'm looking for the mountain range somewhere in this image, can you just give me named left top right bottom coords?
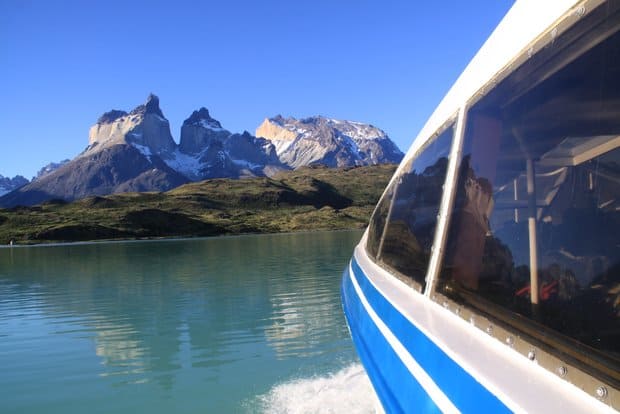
left=0, top=94, right=402, bottom=207
left=0, top=175, right=29, bottom=197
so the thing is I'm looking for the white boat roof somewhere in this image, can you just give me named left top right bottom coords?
left=406, top=0, right=582, bottom=161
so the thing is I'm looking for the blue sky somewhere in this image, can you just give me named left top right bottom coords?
left=0, top=0, right=514, bottom=179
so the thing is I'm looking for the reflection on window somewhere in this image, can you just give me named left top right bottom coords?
left=438, top=21, right=620, bottom=378
left=366, top=184, right=395, bottom=260
left=371, top=125, right=453, bottom=289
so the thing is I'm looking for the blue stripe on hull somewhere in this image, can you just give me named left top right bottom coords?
left=342, top=266, right=441, bottom=413
left=342, top=257, right=511, bottom=413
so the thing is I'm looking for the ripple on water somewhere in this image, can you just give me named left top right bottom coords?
left=0, top=231, right=367, bottom=413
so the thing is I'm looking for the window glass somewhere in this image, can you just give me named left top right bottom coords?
left=366, top=183, right=395, bottom=260
left=376, top=125, right=454, bottom=288
left=438, top=21, right=620, bottom=375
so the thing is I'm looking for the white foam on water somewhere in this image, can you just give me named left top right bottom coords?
left=257, top=363, right=382, bottom=414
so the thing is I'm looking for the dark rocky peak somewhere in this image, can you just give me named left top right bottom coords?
left=183, top=107, right=223, bottom=129
left=129, top=93, right=165, bottom=118
left=4, top=175, right=29, bottom=187
left=271, top=114, right=286, bottom=124
left=299, top=115, right=327, bottom=125
left=223, top=131, right=282, bottom=168
left=34, top=159, right=70, bottom=181
left=0, top=174, right=29, bottom=196
left=97, top=110, right=128, bottom=124
left=273, top=115, right=328, bottom=127
left=179, top=107, right=229, bottom=155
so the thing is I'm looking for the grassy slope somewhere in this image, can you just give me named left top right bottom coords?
left=0, top=164, right=396, bottom=244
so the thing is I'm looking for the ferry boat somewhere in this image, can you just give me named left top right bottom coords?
left=341, top=1, right=620, bottom=412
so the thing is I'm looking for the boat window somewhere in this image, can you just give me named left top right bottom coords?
left=437, top=12, right=620, bottom=383
left=366, top=183, right=395, bottom=260
left=369, top=125, right=454, bottom=290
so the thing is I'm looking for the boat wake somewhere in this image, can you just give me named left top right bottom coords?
left=256, top=363, right=380, bottom=414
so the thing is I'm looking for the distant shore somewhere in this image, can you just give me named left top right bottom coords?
left=0, top=164, right=394, bottom=246
left=0, top=228, right=365, bottom=248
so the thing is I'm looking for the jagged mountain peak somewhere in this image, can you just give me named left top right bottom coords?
left=87, top=93, right=176, bottom=159
left=178, top=107, right=230, bottom=155
left=300, top=115, right=322, bottom=124
left=173, top=115, right=284, bottom=181
left=129, top=93, right=165, bottom=118
left=256, top=115, right=403, bottom=168
left=262, top=115, right=390, bottom=141
left=0, top=96, right=399, bottom=207
left=183, top=107, right=223, bottom=130
left=34, top=159, right=70, bottom=181
left=97, top=110, right=128, bottom=124
left=270, top=114, right=286, bottom=124
left=0, top=174, right=30, bottom=197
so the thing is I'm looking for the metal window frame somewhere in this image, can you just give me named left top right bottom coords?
left=374, top=115, right=458, bottom=293
left=424, top=106, right=467, bottom=297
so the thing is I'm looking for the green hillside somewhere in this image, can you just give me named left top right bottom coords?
left=0, top=164, right=396, bottom=244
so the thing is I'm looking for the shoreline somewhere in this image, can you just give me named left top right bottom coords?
left=0, top=227, right=366, bottom=248
left=0, top=164, right=393, bottom=247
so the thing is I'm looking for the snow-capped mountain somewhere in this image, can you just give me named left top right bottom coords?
left=255, top=115, right=403, bottom=168
left=86, top=93, right=177, bottom=159
left=0, top=95, right=402, bottom=207
left=0, top=95, right=284, bottom=207
left=0, top=95, right=189, bottom=207
left=170, top=108, right=284, bottom=180
left=178, top=107, right=230, bottom=154
left=0, top=175, right=29, bottom=197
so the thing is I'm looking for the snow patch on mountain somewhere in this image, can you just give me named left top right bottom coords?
left=325, top=118, right=385, bottom=140
left=164, top=149, right=204, bottom=181
left=270, top=138, right=296, bottom=154
left=199, top=119, right=226, bottom=132
left=132, top=143, right=153, bottom=162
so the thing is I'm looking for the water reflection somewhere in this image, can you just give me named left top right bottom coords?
left=0, top=231, right=362, bottom=413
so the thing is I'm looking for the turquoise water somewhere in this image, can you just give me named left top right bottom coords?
left=0, top=231, right=377, bottom=413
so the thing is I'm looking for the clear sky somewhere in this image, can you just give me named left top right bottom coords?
left=0, top=0, right=514, bottom=179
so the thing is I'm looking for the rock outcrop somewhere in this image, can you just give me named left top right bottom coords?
left=178, top=107, right=230, bottom=154
left=87, top=93, right=176, bottom=159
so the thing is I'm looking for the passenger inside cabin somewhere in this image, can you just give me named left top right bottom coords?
left=439, top=26, right=620, bottom=357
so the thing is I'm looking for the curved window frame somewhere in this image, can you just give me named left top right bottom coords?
left=366, top=115, right=458, bottom=293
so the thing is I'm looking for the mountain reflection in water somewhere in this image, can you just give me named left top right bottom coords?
left=0, top=231, right=372, bottom=413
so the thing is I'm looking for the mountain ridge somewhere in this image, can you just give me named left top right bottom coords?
left=0, top=175, right=29, bottom=197
left=256, top=115, right=403, bottom=168
left=0, top=94, right=402, bottom=207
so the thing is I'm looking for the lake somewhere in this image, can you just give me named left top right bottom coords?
left=0, top=231, right=378, bottom=413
